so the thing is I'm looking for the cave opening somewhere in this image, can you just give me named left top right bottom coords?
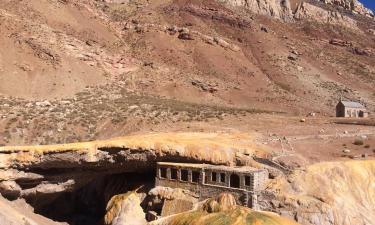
left=32, top=171, right=155, bottom=225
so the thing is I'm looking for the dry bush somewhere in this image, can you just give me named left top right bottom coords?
left=353, top=138, right=364, bottom=146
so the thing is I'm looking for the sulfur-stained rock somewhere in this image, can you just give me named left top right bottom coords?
left=271, top=160, right=375, bottom=225
left=105, top=191, right=147, bottom=225
left=150, top=193, right=300, bottom=225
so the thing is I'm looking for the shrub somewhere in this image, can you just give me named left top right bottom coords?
left=353, top=138, right=364, bottom=146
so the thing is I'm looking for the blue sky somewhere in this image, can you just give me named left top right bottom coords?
left=360, top=0, right=375, bottom=12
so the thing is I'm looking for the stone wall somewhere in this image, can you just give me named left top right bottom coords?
left=156, top=176, right=265, bottom=208
left=155, top=163, right=268, bottom=209
left=155, top=178, right=200, bottom=194
left=199, top=183, right=251, bottom=206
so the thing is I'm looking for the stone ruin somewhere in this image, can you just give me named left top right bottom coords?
left=150, top=162, right=268, bottom=218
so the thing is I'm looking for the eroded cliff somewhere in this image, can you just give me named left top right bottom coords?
left=267, top=160, right=375, bottom=225
left=220, top=0, right=373, bottom=30
left=1, top=133, right=375, bottom=225
left=0, top=132, right=270, bottom=224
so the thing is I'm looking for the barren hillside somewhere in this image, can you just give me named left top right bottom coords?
left=0, top=0, right=374, bottom=146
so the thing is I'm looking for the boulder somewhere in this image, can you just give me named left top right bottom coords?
left=216, top=192, right=237, bottom=211
left=105, top=191, right=147, bottom=225
left=288, top=53, right=298, bottom=61
left=214, top=37, right=230, bottom=48
left=0, top=181, right=21, bottom=200
left=178, top=32, right=194, bottom=40
left=352, top=47, right=371, bottom=56
left=329, top=39, right=352, bottom=47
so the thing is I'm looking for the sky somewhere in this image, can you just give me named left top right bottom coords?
left=360, top=0, right=375, bottom=12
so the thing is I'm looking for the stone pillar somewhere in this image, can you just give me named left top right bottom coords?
left=167, top=167, right=171, bottom=180
left=251, top=194, right=258, bottom=210
left=240, top=175, right=245, bottom=189
left=225, top=172, right=230, bottom=187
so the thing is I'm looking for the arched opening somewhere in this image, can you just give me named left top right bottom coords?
left=230, top=174, right=240, bottom=188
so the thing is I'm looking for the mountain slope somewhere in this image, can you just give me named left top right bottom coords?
left=0, top=0, right=374, bottom=146
left=0, top=0, right=136, bottom=99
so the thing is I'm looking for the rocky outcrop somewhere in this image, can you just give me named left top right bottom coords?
left=329, top=39, right=373, bottom=56
left=0, top=133, right=267, bottom=205
left=320, top=0, right=374, bottom=17
left=0, top=195, right=66, bottom=225
left=294, top=2, right=359, bottom=30
left=1, top=133, right=375, bottom=225
left=124, top=21, right=241, bottom=52
left=329, top=38, right=353, bottom=46
left=218, top=0, right=293, bottom=21
left=150, top=193, right=300, bottom=225
left=218, top=0, right=373, bottom=30
left=148, top=187, right=198, bottom=217
left=266, top=160, right=375, bottom=225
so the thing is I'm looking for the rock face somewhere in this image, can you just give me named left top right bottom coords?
left=320, top=0, right=374, bottom=17
left=218, top=0, right=293, bottom=20
left=150, top=193, right=300, bottom=225
left=0, top=195, right=66, bottom=225
left=266, top=160, right=375, bottom=225
left=0, top=132, right=266, bottom=217
left=148, top=186, right=198, bottom=217
left=1, top=133, right=375, bottom=225
left=294, top=2, right=359, bottom=29
left=219, top=0, right=373, bottom=29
